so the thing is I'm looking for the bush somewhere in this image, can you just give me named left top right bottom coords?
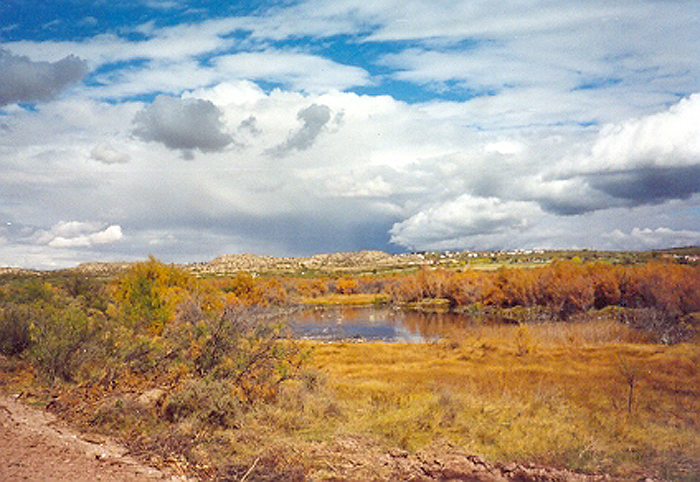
left=0, top=304, right=33, bottom=356
left=30, top=306, right=102, bottom=382
left=183, top=305, right=306, bottom=403
left=164, top=379, right=242, bottom=428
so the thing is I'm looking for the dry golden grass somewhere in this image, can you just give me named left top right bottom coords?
left=304, top=321, right=700, bottom=479
left=300, top=293, right=389, bottom=306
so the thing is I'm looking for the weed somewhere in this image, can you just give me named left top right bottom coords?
left=514, top=325, right=533, bottom=356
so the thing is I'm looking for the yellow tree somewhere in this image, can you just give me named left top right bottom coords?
left=111, top=256, right=202, bottom=335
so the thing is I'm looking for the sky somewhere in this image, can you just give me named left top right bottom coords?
left=0, top=0, right=698, bottom=269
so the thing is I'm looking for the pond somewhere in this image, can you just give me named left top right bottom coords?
left=287, top=306, right=508, bottom=342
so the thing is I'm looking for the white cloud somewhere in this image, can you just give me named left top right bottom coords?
left=0, top=1, right=697, bottom=267
left=390, top=195, right=540, bottom=250
left=3, top=17, right=243, bottom=66
left=90, top=143, right=131, bottom=164
left=585, top=94, right=700, bottom=172
left=33, top=222, right=123, bottom=248
left=214, top=51, right=371, bottom=93
left=543, top=94, right=700, bottom=209
left=86, top=225, right=124, bottom=245
left=322, top=174, right=393, bottom=198
left=604, top=227, right=700, bottom=250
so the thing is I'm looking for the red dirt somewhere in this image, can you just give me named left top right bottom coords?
left=0, top=393, right=188, bottom=481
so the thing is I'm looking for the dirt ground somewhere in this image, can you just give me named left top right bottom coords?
left=0, top=393, right=189, bottom=481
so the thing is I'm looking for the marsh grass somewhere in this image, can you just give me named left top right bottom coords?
left=300, top=293, right=388, bottom=306
left=306, top=321, right=699, bottom=478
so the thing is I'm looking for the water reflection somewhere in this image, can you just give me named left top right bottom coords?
left=287, top=306, right=502, bottom=342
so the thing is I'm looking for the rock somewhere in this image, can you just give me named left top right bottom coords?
left=137, top=389, right=166, bottom=409
left=388, top=448, right=409, bottom=458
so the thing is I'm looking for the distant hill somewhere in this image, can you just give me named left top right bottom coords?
left=70, top=251, right=428, bottom=277
left=4, top=247, right=697, bottom=277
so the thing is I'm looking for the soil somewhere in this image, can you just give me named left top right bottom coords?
left=0, top=393, right=189, bottom=481
left=299, top=437, right=617, bottom=481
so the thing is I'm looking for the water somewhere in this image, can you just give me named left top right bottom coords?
left=287, top=306, right=504, bottom=342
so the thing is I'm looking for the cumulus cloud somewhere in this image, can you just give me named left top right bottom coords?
left=33, top=222, right=123, bottom=248
left=550, top=94, right=700, bottom=210
left=90, top=143, right=131, bottom=164
left=0, top=49, right=88, bottom=107
left=239, top=116, right=261, bottom=135
left=586, top=94, right=700, bottom=171
left=132, top=95, right=233, bottom=155
left=268, top=104, right=332, bottom=157
left=390, top=195, right=540, bottom=250
left=604, top=227, right=700, bottom=250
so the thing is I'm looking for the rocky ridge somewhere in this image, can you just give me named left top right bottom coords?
left=190, top=250, right=426, bottom=275
left=68, top=251, right=427, bottom=276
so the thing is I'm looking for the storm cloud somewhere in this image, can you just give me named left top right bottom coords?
left=587, top=165, right=700, bottom=205
left=0, top=49, right=88, bottom=107
left=132, top=95, right=233, bottom=155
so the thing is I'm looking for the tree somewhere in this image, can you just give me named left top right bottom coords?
left=111, top=256, right=201, bottom=335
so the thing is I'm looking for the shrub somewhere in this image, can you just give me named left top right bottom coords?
left=6, top=278, right=55, bottom=304
left=160, top=300, right=308, bottom=404
left=58, top=273, right=109, bottom=312
left=164, top=379, right=242, bottom=428
left=0, top=304, right=33, bottom=356
left=618, top=308, right=693, bottom=344
left=196, top=306, right=306, bottom=402
left=30, top=306, right=102, bottom=382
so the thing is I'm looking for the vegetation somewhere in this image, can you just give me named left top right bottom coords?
left=0, top=252, right=698, bottom=480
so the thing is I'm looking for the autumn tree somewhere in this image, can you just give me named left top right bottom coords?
left=110, top=256, right=204, bottom=335
left=336, top=276, right=359, bottom=295
left=536, top=261, right=594, bottom=319
left=587, top=262, right=622, bottom=309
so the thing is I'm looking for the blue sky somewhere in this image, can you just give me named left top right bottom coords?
left=0, top=0, right=698, bottom=268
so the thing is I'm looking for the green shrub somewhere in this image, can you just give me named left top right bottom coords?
left=111, top=256, right=200, bottom=335
left=58, top=273, right=109, bottom=312
left=121, top=334, right=168, bottom=374
left=30, top=306, right=102, bottom=382
left=0, top=304, right=33, bottom=356
left=6, top=278, right=55, bottom=304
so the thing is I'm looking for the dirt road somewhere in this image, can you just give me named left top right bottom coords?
left=0, top=394, right=187, bottom=481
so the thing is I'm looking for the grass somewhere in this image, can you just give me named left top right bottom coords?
left=300, top=293, right=389, bottom=306
left=304, top=320, right=700, bottom=479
